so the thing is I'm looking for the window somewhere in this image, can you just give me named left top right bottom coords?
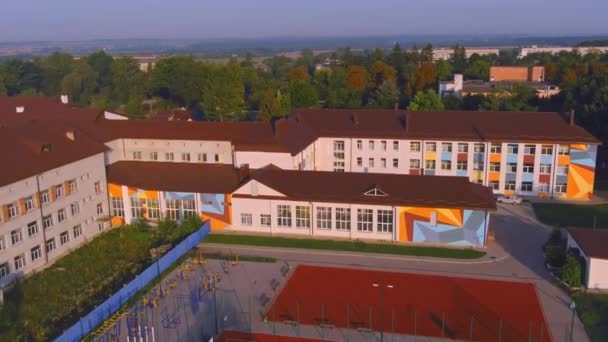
left=198, top=153, right=207, bottom=162
left=148, top=199, right=160, bottom=220
left=490, top=162, right=501, bottom=172
left=523, top=164, right=534, bottom=173
left=442, top=143, right=452, bottom=152
left=260, top=214, right=271, bottom=227
left=60, top=231, right=70, bottom=245
left=31, top=245, right=42, bottom=262
left=457, top=161, right=468, bottom=171
left=46, top=238, right=56, bottom=253
left=69, top=202, right=79, bottom=216
left=7, top=203, right=18, bottom=218
left=541, top=145, right=553, bottom=155
left=357, top=157, right=363, bottom=167
left=165, top=152, right=174, bottom=161
left=98, top=222, right=105, bottom=231
left=557, top=165, right=569, bottom=176
left=425, top=142, right=436, bottom=152
left=356, top=140, right=362, bottom=150
left=507, top=163, right=517, bottom=173
left=182, top=199, right=196, bottom=218
left=68, top=179, right=77, bottom=193
left=41, top=190, right=50, bottom=205
left=524, top=145, right=536, bottom=155
left=425, top=160, right=436, bottom=170
left=14, top=254, right=25, bottom=270
left=316, top=207, right=332, bottom=229
left=73, top=224, right=82, bottom=238
left=181, top=152, right=191, bottom=162
left=166, top=199, right=180, bottom=220
left=96, top=203, right=104, bottom=215
left=521, top=182, right=533, bottom=192
left=558, top=145, right=570, bottom=155
left=335, top=208, right=351, bottom=231
left=295, top=206, right=310, bottom=228
left=27, top=221, right=39, bottom=237
left=111, top=197, right=124, bottom=217
left=504, top=181, right=516, bottom=191
left=489, top=181, right=500, bottom=190
left=0, top=262, right=9, bottom=279
left=277, top=205, right=292, bottom=227
left=540, top=164, right=551, bottom=174
left=538, top=183, right=550, bottom=192
left=410, top=141, right=421, bottom=152
left=11, top=229, right=23, bottom=245
left=94, top=181, right=102, bottom=194
left=393, top=141, right=399, bottom=151
left=441, top=160, right=452, bottom=170
left=369, top=140, right=375, bottom=150
left=149, top=152, right=158, bottom=160
left=490, top=144, right=502, bottom=154
left=458, top=143, right=468, bottom=153
left=410, top=159, right=421, bottom=169
left=214, top=154, right=220, bottom=162
left=474, top=143, right=485, bottom=153
left=57, top=209, right=66, bottom=222
left=473, top=162, right=484, bottom=171
left=507, top=144, right=519, bottom=154
left=132, top=151, right=142, bottom=160
left=393, top=158, right=399, bottom=168
left=357, top=209, right=373, bottom=232
left=368, top=158, right=375, bottom=168
left=377, top=210, right=393, bottom=233
left=24, top=196, right=35, bottom=212
left=0, top=236, right=5, bottom=252
left=240, top=213, right=252, bottom=226
left=556, top=183, right=567, bottom=193
left=381, top=141, right=387, bottom=151
left=333, top=161, right=345, bottom=172
left=54, top=184, right=63, bottom=199
left=42, top=215, right=53, bottom=230
left=381, top=158, right=387, bottom=168
left=334, top=141, right=346, bottom=160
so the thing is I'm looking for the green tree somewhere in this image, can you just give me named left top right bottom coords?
left=61, top=61, right=98, bottom=106
left=407, top=89, right=445, bottom=111
left=464, top=59, right=490, bottom=80
left=289, top=80, right=318, bottom=109
left=561, top=255, right=582, bottom=287
left=451, top=44, right=468, bottom=74
left=202, top=62, right=244, bottom=122
left=442, top=94, right=463, bottom=110
left=263, top=56, right=292, bottom=80
left=369, top=60, right=396, bottom=88
left=111, top=57, right=145, bottom=105
left=566, top=73, right=608, bottom=138
left=40, top=52, right=75, bottom=96
left=367, top=81, right=400, bottom=109
left=85, top=50, right=114, bottom=90
left=148, top=56, right=206, bottom=107
left=435, top=59, right=453, bottom=81
left=3, top=60, right=43, bottom=95
left=421, top=43, right=434, bottom=64
left=0, top=64, right=7, bottom=96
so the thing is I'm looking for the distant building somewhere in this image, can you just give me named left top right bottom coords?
left=519, top=46, right=608, bottom=59
left=438, top=74, right=463, bottom=97
left=431, top=47, right=500, bottom=61
left=490, top=66, right=545, bottom=82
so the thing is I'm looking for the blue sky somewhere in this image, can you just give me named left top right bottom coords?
left=1, top=0, right=607, bottom=41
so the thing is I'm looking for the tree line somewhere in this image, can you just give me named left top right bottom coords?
left=0, top=45, right=608, bottom=139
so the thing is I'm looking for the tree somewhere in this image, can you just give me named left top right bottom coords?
left=256, top=86, right=282, bottom=122
left=442, top=94, right=463, bottom=110
left=407, top=90, right=445, bottom=111
left=40, top=52, right=75, bottom=96
left=561, top=255, right=582, bottom=288
left=464, top=59, right=490, bottom=80
left=346, top=65, right=368, bottom=91
left=201, top=62, right=244, bottom=122
left=288, top=65, right=310, bottom=81
left=369, top=60, right=396, bottom=88
left=435, top=59, right=453, bottom=81
left=2, top=60, right=43, bottom=95
left=451, top=44, right=468, bottom=74
left=85, top=50, right=114, bottom=90
left=0, top=64, right=6, bottom=96
left=367, top=81, right=399, bottom=109
left=421, top=44, right=434, bottom=64
left=411, top=62, right=437, bottom=93
left=263, top=56, right=292, bottom=80
left=61, top=61, right=98, bottom=106
left=566, top=73, right=608, bottom=138
left=289, top=80, right=318, bottom=109
left=111, top=57, right=145, bottom=105
left=148, top=56, right=206, bottom=107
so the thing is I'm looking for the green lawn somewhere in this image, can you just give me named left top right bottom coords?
left=0, top=217, right=203, bottom=341
left=572, top=292, right=608, bottom=342
left=533, top=203, right=608, bottom=228
left=204, top=234, right=485, bottom=259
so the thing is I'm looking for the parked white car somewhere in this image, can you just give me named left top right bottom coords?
left=497, top=195, right=523, bottom=205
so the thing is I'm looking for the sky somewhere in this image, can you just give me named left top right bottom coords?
left=1, top=0, right=607, bottom=42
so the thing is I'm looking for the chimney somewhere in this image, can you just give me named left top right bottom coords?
left=239, top=164, right=250, bottom=182
left=66, top=130, right=75, bottom=141
left=352, top=113, right=360, bottom=127
left=569, top=109, right=575, bottom=127
left=60, top=95, right=69, bottom=104
left=16, top=106, right=24, bottom=113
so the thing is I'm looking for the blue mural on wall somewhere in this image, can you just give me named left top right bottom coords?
left=200, top=193, right=225, bottom=215
left=412, top=210, right=488, bottom=247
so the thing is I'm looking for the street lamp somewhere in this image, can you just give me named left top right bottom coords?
left=569, top=301, right=576, bottom=342
left=372, top=283, right=394, bottom=342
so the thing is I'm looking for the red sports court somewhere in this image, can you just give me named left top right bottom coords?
left=218, top=331, right=325, bottom=342
left=267, top=265, right=552, bottom=341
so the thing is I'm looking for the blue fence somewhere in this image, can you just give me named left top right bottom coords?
left=55, top=221, right=211, bottom=342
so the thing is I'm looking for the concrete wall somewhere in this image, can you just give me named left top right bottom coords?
left=234, top=151, right=295, bottom=169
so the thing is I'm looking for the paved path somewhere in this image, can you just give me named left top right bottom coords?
left=201, top=203, right=589, bottom=342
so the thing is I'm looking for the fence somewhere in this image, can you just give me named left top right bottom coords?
left=54, top=221, right=211, bottom=342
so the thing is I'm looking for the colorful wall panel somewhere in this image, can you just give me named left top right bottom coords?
left=201, top=193, right=232, bottom=231
left=398, top=207, right=488, bottom=247
left=567, top=144, right=597, bottom=199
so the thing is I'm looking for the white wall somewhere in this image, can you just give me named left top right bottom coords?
left=235, top=151, right=295, bottom=170
left=588, top=258, right=608, bottom=290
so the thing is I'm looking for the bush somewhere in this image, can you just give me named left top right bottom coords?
left=562, top=255, right=583, bottom=288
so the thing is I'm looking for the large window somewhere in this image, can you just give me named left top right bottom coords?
left=149, top=152, right=158, bottom=160
left=490, top=162, right=501, bottom=172
left=73, top=224, right=82, bottom=238
left=111, top=197, right=124, bottom=217
left=0, top=262, right=9, bottom=279
left=441, top=160, right=452, bottom=170
left=27, top=221, right=39, bottom=237
left=31, top=245, right=42, bottom=262
left=490, top=144, right=502, bottom=154
left=165, top=152, right=174, bottom=161
left=538, top=183, right=550, bottom=192
left=474, top=143, right=485, bottom=153
left=442, top=143, right=452, bottom=153
left=393, top=159, right=399, bottom=168
left=0, top=236, right=5, bottom=252
left=57, top=209, right=66, bottom=223
left=458, top=143, right=468, bottom=153
left=556, top=183, right=567, bottom=193
left=42, top=215, right=53, bottom=230
left=557, top=165, right=569, bottom=176
left=393, top=141, right=399, bottom=151
left=97, top=203, right=104, bottom=215
left=14, top=254, right=26, bottom=270
left=381, top=158, right=387, bottom=168
left=410, top=141, right=421, bottom=152
left=457, top=161, right=468, bottom=171
left=507, top=162, right=517, bottom=173
left=377, top=210, right=393, bottom=233
left=148, top=199, right=160, bottom=220
left=425, top=142, right=436, bottom=152
left=7, top=203, right=18, bottom=218
left=335, top=208, right=351, bottom=231
left=333, top=161, right=345, bottom=172
left=40, top=190, right=50, bottom=205
left=541, top=145, right=553, bottom=155
left=295, top=206, right=310, bottom=228
left=381, top=141, right=387, bottom=151
left=524, top=145, right=536, bottom=155
left=507, top=144, right=519, bottom=154
left=357, top=157, right=362, bottom=167
left=132, top=151, right=142, bottom=160
left=356, top=140, right=362, bottom=150
left=71, top=202, right=80, bottom=216
left=425, top=160, right=436, bottom=170
left=316, top=207, right=332, bottom=230
left=69, top=179, right=78, bottom=193
left=489, top=181, right=500, bottom=190
left=130, top=197, right=145, bottom=218
left=523, top=164, right=534, bottom=173
left=46, top=238, right=56, bottom=253
left=166, top=199, right=180, bottom=221
left=504, top=181, right=516, bottom=191
left=521, top=182, right=533, bottom=192
left=60, top=231, right=70, bottom=245
left=181, top=152, right=191, bottom=161
left=368, top=158, right=375, bottom=168
left=410, top=159, right=421, bottom=169
left=277, top=205, right=292, bottom=227
left=24, top=196, right=35, bottom=212
left=241, top=213, right=253, bottom=226
left=11, top=228, right=23, bottom=245
left=540, top=164, right=552, bottom=174
left=182, top=199, right=196, bottom=218
left=369, top=140, right=375, bottom=150
left=558, top=145, right=570, bottom=155
left=260, top=214, right=271, bottom=227
left=357, top=209, right=373, bottom=232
